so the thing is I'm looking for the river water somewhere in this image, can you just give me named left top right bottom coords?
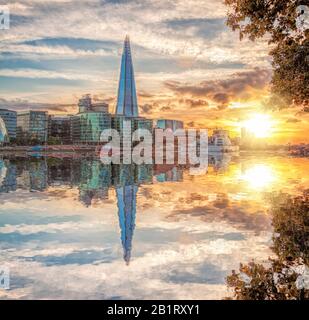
left=0, top=153, right=308, bottom=299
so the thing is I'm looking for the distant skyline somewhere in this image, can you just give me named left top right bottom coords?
left=0, top=0, right=308, bottom=144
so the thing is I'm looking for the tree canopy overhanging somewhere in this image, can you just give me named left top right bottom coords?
left=224, top=0, right=309, bottom=108
left=226, top=191, right=309, bottom=300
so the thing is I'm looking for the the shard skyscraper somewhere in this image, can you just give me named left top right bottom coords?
left=115, top=35, right=139, bottom=117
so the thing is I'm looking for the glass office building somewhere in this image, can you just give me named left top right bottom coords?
left=0, top=109, right=17, bottom=140
left=116, top=36, right=139, bottom=117
left=111, top=115, right=153, bottom=153
left=134, top=117, right=153, bottom=132
left=112, top=116, right=153, bottom=134
left=156, top=119, right=184, bottom=132
left=48, top=115, right=71, bottom=144
left=71, top=112, right=111, bottom=144
left=112, top=115, right=136, bottom=138
left=72, top=94, right=111, bottom=144
left=17, top=111, right=48, bottom=143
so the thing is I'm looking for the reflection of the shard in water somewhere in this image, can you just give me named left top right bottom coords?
left=0, top=154, right=232, bottom=264
left=0, top=159, right=7, bottom=186
left=116, top=185, right=137, bottom=265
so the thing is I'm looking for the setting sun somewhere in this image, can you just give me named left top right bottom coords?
left=242, top=114, right=273, bottom=138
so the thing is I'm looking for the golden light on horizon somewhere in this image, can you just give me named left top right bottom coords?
left=242, top=114, right=273, bottom=138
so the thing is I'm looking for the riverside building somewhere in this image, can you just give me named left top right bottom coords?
left=71, top=95, right=111, bottom=144
left=17, top=111, right=48, bottom=143
left=48, top=115, right=72, bottom=144
left=0, top=109, right=17, bottom=140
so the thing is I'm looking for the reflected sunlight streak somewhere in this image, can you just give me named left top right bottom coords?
left=241, top=164, right=276, bottom=190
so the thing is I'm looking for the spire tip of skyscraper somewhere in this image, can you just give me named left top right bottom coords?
left=116, top=34, right=138, bottom=117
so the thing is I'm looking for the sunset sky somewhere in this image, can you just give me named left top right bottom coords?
left=0, top=0, right=308, bottom=144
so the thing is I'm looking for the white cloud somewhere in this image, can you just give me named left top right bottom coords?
left=0, top=0, right=271, bottom=111
left=1, top=0, right=268, bottom=64
left=0, top=44, right=112, bottom=58
left=0, top=67, right=106, bottom=81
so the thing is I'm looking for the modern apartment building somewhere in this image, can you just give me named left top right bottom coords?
left=17, top=111, right=48, bottom=143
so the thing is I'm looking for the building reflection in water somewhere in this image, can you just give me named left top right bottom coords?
left=113, top=164, right=151, bottom=264
left=0, top=158, right=17, bottom=193
left=0, top=154, right=232, bottom=264
left=208, top=154, right=232, bottom=172
left=117, top=184, right=138, bottom=265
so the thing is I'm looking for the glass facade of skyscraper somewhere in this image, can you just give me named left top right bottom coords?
left=116, top=36, right=139, bottom=117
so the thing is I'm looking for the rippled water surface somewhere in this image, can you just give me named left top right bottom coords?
left=0, top=153, right=308, bottom=299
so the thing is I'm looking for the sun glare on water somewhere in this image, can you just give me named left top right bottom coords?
left=241, top=164, right=276, bottom=190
